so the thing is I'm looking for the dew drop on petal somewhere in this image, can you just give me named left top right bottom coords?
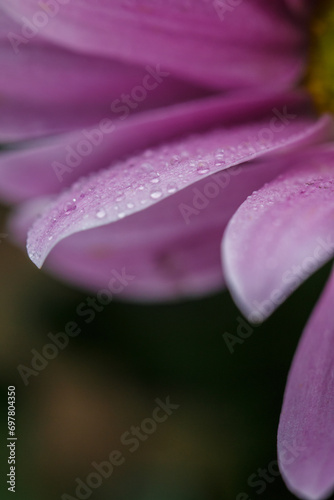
left=150, top=190, right=163, bottom=199
left=166, top=182, right=178, bottom=194
left=197, top=162, right=210, bottom=175
left=96, top=208, right=106, bottom=219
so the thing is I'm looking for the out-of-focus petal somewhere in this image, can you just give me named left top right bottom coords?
left=0, top=0, right=310, bottom=91
left=24, top=103, right=333, bottom=269
left=0, top=91, right=330, bottom=204
left=11, top=157, right=295, bottom=300
left=278, top=266, right=334, bottom=500
left=222, top=145, right=334, bottom=323
left=0, top=9, right=208, bottom=141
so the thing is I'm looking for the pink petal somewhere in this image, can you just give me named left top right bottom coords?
left=0, top=8, right=208, bottom=141
left=222, top=145, right=334, bottom=323
left=25, top=108, right=332, bottom=270
left=0, top=91, right=330, bottom=204
left=12, top=157, right=295, bottom=300
left=0, top=92, right=239, bottom=202
left=278, top=266, right=334, bottom=500
left=1, top=0, right=309, bottom=91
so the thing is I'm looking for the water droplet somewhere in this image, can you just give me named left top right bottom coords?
left=167, top=183, right=178, bottom=194
left=150, top=190, right=163, bottom=199
left=214, top=159, right=226, bottom=168
left=127, top=202, right=134, bottom=209
left=117, top=212, right=125, bottom=219
left=197, top=162, right=210, bottom=175
left=96, top=208, right=106, bottom=219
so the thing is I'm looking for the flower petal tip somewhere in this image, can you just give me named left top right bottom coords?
left=27, top=245, right=46, bottom=269
left=279, top=467, right=334, bottom=500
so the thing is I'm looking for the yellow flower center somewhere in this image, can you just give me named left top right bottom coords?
left=306, top=0, right=334, bottom=113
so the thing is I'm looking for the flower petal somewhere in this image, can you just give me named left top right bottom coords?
left=222, top=145, right=334, bottom=323
left=278, top=266, right=334, bottom=500
left=0, top=91, right=330, bottom=204
left=25, top=105, right=332, bottom=270
left=0, top=8, right=208, bottom=141
left=0, top=0, right=310, bottom=91
left=12, top=157, right=295, bottom=300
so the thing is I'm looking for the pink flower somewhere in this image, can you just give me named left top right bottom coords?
left=1, top=1, right=333, bottom=499
left=0, top=0, right=328, bottom=299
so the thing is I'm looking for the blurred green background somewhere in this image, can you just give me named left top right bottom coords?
left=0, top=204, right=333, bottom=500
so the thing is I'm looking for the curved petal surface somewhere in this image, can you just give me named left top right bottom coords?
left=222, top=145, right=334, bottom=323
left=25, top=107, right=333, bottom=269
left=0, top=0, right=310, bottom=91
left=1, top=91, right=327, bottom=204
left=12, top=157, right=295, bottom=300
left=278, top=266, right=334, bottom=500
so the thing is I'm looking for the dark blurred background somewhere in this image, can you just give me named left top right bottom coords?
left=0, top=203, right=333, bottom=500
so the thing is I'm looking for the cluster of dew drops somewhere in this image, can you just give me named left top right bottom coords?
left=33, top=126, right=288, bottom=257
